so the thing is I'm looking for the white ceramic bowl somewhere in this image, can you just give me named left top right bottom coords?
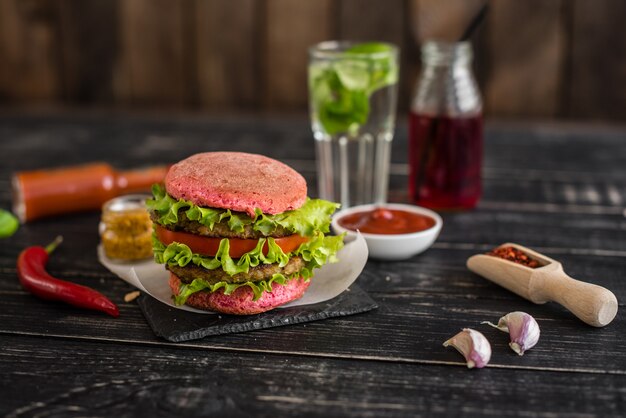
left=331, top=203, right=443, bottom=261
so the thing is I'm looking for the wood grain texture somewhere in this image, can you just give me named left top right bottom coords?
left=0, top=114, right=626, bottom=416
left=484, top=0, right=565, bottom=118
left=0, top=1, right=624, bottom=121
left=264, top=0, right=334, bottom=109
left=411, top=0, right=485, bottom=42
left=195, top=0, right=261, bottom=109
left=2, top=287, right=625, bottom=373
left=568, top=0, right=626, bottom=120
left=0, top=0, right=61, bottom=101
left=115, top=0, right=188, bottom=105
left=2, top=335, right=626, bottom=417
left=58, top=0, right=119, bottom=103
left=338, top=0, right=404, bottom=44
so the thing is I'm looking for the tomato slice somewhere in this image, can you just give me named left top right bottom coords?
left=154, top=225, right=309, bottom=258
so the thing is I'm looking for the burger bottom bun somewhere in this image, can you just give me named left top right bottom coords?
left=169, top=273, right=310, bottom=315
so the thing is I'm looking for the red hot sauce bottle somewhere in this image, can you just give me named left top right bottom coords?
left=12, top=163, right=168, bottom=222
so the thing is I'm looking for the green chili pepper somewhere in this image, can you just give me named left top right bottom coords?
left=0, top=209, right=19, bottom=238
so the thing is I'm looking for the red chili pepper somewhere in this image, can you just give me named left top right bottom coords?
left=17, top=236, right=119, bottom=317
left=486, top=246, right=541, bottom=269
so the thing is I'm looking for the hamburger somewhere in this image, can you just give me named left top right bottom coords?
left=146, top=152, right=343, bottom=315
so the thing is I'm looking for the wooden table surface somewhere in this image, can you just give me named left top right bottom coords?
left=0, top=113, right=625, bottom=417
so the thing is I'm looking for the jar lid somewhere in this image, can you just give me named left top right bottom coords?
left=102, top=194, right=151, bottom=213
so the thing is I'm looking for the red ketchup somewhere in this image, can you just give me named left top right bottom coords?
left=337, top=208, right=436, bottom=235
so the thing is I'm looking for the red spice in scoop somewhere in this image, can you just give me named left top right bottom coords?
left=487, top=246, right=541, bottom=268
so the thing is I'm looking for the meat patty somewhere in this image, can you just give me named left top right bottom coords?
left=166, top=256, right=305, bottom=285
left=150, top=210, right=291, bottom=239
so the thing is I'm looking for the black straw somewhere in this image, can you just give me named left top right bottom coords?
left=460, top=2, right=489, bottom=42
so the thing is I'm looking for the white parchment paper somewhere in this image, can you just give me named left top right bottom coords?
left=98, top=234, right=368, bottom=314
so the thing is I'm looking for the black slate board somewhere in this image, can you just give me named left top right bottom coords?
left=137, top=285, right=378, bottom=342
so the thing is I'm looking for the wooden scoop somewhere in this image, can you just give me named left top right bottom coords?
left=467, top=243, right=618, bottom=327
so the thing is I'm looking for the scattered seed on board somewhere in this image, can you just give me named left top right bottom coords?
left=124, top=290, right=141, bottom=303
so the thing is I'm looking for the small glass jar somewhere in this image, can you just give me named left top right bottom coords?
left=100, top=195, right=153, bottom=261
left=409, top=41, right=483, bottom=210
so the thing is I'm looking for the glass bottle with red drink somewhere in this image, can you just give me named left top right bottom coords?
left=409, top=41, right=483, bottom=210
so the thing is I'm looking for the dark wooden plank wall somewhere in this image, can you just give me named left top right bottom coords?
left=0, top=0, right=624, bottom=121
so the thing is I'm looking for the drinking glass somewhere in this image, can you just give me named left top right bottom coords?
left=308, top=41, right=399, bottom=209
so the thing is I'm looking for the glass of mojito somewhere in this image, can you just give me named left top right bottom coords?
left=308, top=41, right=399, bottom=209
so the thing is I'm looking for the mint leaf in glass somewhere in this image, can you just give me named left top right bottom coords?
left=344, top=42, right=393, bottom=55
left=310, top=42, right=398, bottom=135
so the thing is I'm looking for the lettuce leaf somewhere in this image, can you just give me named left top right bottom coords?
left=154, top=231, right=344, bottom=303
left=175, top=272, right=300, bottom=304
left=146, top=184, right=339, bottom=237
left=153, top=232, right=344, bottom=278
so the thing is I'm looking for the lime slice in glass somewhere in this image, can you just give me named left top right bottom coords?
left=333, top=60, right=370, bottom=91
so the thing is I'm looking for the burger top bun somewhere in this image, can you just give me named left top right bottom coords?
left=165, top=152, right=307, bottom=217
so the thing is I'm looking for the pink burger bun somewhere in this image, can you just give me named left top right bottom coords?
left=165, top=152, right=307, bottom=217
left=169, top=273, right=311, bottom=315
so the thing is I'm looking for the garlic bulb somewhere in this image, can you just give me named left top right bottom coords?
left=443, top=328, right=491, bottom=368
left=483, top=311, right=540, bottom=356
